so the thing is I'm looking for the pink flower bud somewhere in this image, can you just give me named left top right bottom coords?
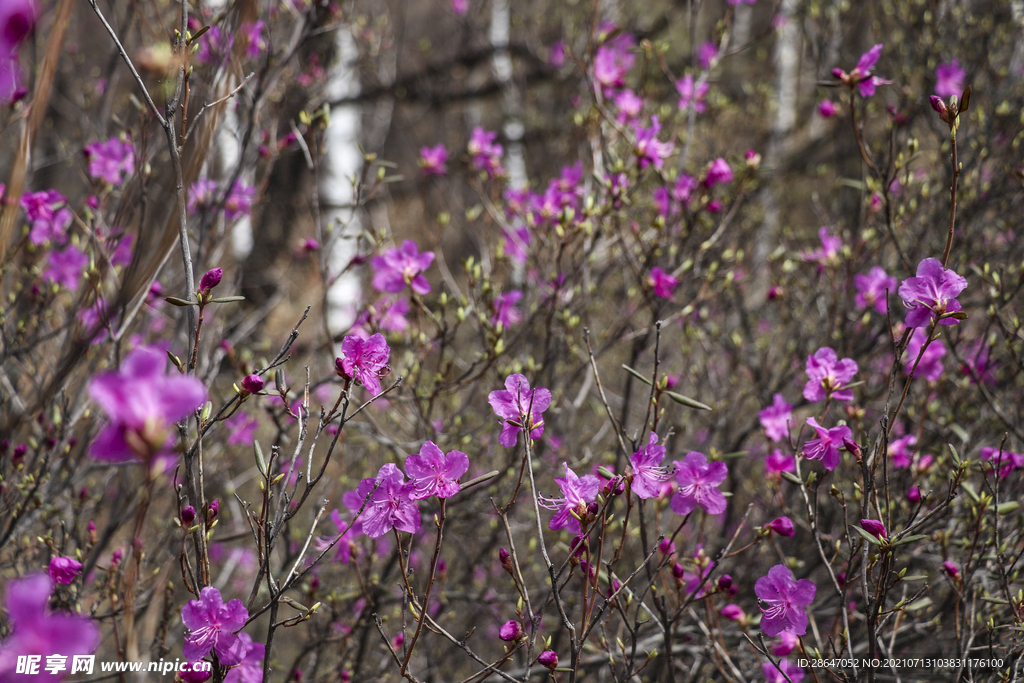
left=717, top=574, right=733, bottom=591
left=111, top=549, right=123, bottom=567
left=659, top=538, right=676, bottom=556
left=929, top=95, right=947, bottom=114
left=943, top=561, right=959, bottom=578
left=199, top=267, right=223, bottom=293
left=818, top=99, right=838, bottom=118
left=181, top=505, right=196, bottom=525
left=672, top=562, right=685, bottom=580
left=48, top=556, right=83, bottom=584
left=499, top=547, right=513, bottom=574
left=538, top=650, right=558, bottom=670
left=843, top=437, right=862, bottom=460
left=767, top=516, right=795, bottom=537
left=241, top=374, right=265, bottom=394
left=860, top=518, right=887, bottom=538
left=907, top=486, right=921, bottom=503
left=207, top=498, right=219, bottom=524
left=498, top=620, right=520, bottom=641
left=720, top=603, right=746, bottom=621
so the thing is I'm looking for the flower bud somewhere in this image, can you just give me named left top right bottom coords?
left=767, top=516, right=795, bottom=537
left=111, top=549, right=123, bottom=567
left=843, top=437, right=862, bottom=461
left=943, top=560, right=959, bottom=578
left=907, top=486, right=921, bottom=503
left=88, top=520, right=97, bottom=544
left=672, top=563, right=685, bottom=583
left=498, top=620, right=520, bottom=641
left=659, top=538, right=676, bottom=556
left=181, top=505, right=196, bottom=525
left=207, top=498, right=220, bottom=524
left=538, top=650, right=558, bottom=670
left=499, top=548, right=513, bottom=575
left=720, top=604, right=746, bottom=622
left=717, top=574, right=733, bottom=591
left=241, top=374, right=265, bottom=395
left=860, top=518, right=887, bottom=539
left=199, top=267, right=223, bottom=294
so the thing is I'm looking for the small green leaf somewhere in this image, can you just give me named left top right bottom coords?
left=165, top=296, right=196, bottom=307
left=209, top=296, right=246, bottom=304
left=621, top=364, right=653, bottom=386
left=254, top=441, right=267, bottom=476
left=959, top=85, right=971, bottom=113
left=781, top=471, right=803, bottom=486
left=893, top=534, right=928, bottom=546
left=997, top=501, right=1019, bottom=515
left=962, top=481, right=980, bottom=502
left=907, top=597, right=932, bottom=611
left=664, top=391, right=712, bottom=411
left=853, top=525, right=883, bottom=546
left=187, top=25, right=211, bottom=45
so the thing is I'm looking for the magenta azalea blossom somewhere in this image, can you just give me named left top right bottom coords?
left=629, top=432, right=673, bottom=499
left=88, top=346, right=208, bottom=462
left=704, top=157, right=733, bottom=188
left=633, top=116, right=674, bottom=170
left=763, top=659, right=805, bottom=683
left=614, top=89, right=643, bottom=122
left=593, top=34, right=635, bottom=92
left=224, top=181, right=256, bottom=222
left=647, top=267, right=678, bottom=299
left=817, top=99, right=838, bottom=118
left=405, top=441, right=469, bottom=500
left=223, top=632, right=265, bottom=683
left=83, top=137, right=135, bottom=186
left=488, top=373, right=551, bottom=447
left=803, top=417, right=852, bottom=471
left=320, top=508, right=360, bottom=564
left=898, top=257, right=968, bottom=328
left=670, top=452, right=728, bottom=515
left=189, top=178, right=219, bottom=213
left=419, top=144, right=448, bottom=176
left=675, top=74, right=709, bottom=113
left=854, top=266, right=897, bottom=314
left=498, top=620, right=521, bottom=641
left=888, top=434, right=916, bottom=469
left=538, top=462, right=600, bottom=533
left=0, top=0, right=36, bottom=103
left=491, top=290, right=523, bottom=328
left=765, top=449, right=796, bottom=474
left=336, top=333, right=390, bottom=395
left=904, top=328, right=946, bottom=382
left=468, top=127, right=504, bottom=178
left=935, top=60, right=965, bottom=99
left=802, top=226, right=841, bottom=269
left=225, top=412, right=259, bottom=446
left=23, top=190, right=71, bottom=246
left=767, top=517, right=795, bottom=537
left=759, top=394, right=793, bottom=442
left=803, top=347, right=858, bottom=403
left=43, top=244, right=90, bottom=291
left=181, top=587, right=249, bottom=665
left=980, top=447, right=1024, bottom=478
left=359, top=463, right=421, bottom=538
left=755, top=564, right=816, bottom=636
left=833, top=43, right=891, bottom=98
left=0, top=574, right=99, bottom=681
left=860, top=519, right=887, bottom=538
left=47, top=557, right=82, bottom=585
left=696, top=41, right=717, bottom=70
left=371, top=240, right=435, bottom=295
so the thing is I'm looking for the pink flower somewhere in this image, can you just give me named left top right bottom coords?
left=759, top=394, right=793, bottom=442
left=980, top=446, right=1024, bottom=478
left=803, top=347, right=858, bottom=403
left=419, top=144, right=448, bottom=176
left=488, top=374, right=551, bottom=447
left=943, top=561, right=959, bottom=578
left=817, top=99, right=838, bottom=118
left=765, top=449, right=796, bottom=474
left=491, top=290, right=523, bottom=328
left=696, top=41, right=718, bottom=69
left=43, top=244, right=89, bottom=291
left=0, top=0, right=36, bottom=103
left=468, top=127, right=504, bottom=178
left=47, top=556, right=82, bottom=584
left=629, top=432, right=673, bottom=499
left=371, top=240, right=435, bottom=295
left=181, top=587, right=249, bottom=665
left=88, top=346, right=208, bottom=462
left=498, top=620, right=520, bottom=641
left=898, top=257, right=968, bottom=328
left=451, top=0, right=468, bottom=14
left=888, top=434, right=916, bottom=469
left=358, top=463, right=421, bottom=538
left=538, top=462, right=600, bottom=533
left=803, top=417, right=852, bottom=471
left=538, top=650, right=558, bottom=669
left=405, top=441, right=469, bottom=499
left=833, top=43, right=891, bottom=98
left=860, top=519, right=887, bottom=539
left=592, top=33, right=635, bottom=92
left=720, top=604, right=746, bottom=621
left=188, top=178, right=219, bottom=213
left=223, top=632, right=265, bottom=683
left=704, top=157, right=732, bottom=187
left=614, top=89, right=644, bottom=122
left=83, top=137, right=135, bottom=186
left=670, top=452, right=728, bottom=515
left=766, top=517, right=794, bottom=537
left=199, top=267, right=222, bottom=293
left=225, top=412, right=259, bottom=446
left=224, top=181, right=256, bottom=222
left=755, top=564, right=815, bottom=636
left=633, top=116, right=674, bottom=170
left=335, top=333, right=390, bottom=396
left=772, top=630, right=799, bottom=656
left=675, top=74, right=708, bottom=112
left=242, top=20, right=266, bottom=59
left=502, top=226, right=531, bottom=264
left=935, top=60, right=965, bottom=99
left=904, top=328, right=946, bottom=381
left=802, top=226, right=842, bottom=269
left=647, top=267, right=678, bottom=299
left=23, top=190, right=72, bottom=245
left=0, top=574, right=99, bottom=680
left=854, top=266, right=897, bottom=314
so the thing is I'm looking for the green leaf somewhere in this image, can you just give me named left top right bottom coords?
left=893, top=534, right=928, bottom=546
left=621, top=364, right=653, bottom=386
left=907, top=597, right=932, bottom=612
left=254, top=440, right=267, bottom=476
left=165, top=296, right=196, bottom=307
left=209, top=296, right=246, bottom=304
left=187, top=25, right=211, bottom=45
left=997, top=501, right=1019, bottom=515
left=781, top=471, right=803, bottom=486
left=664, top=391, right=712, bottom=411
left=853, top=525, right=883, bottom=546
left=962, top=481, right=980, bottom=502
